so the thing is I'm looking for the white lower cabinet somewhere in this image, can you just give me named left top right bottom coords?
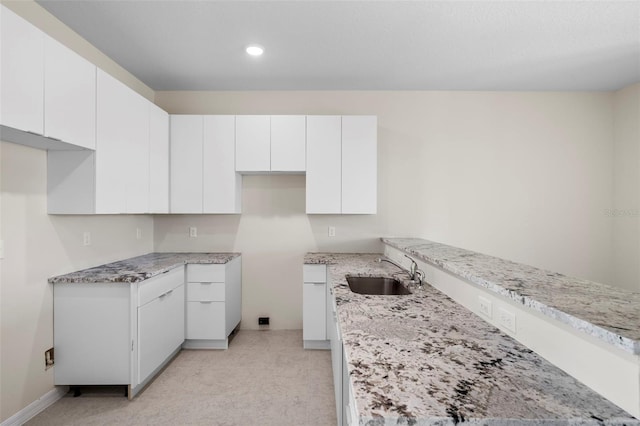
left=53, top=267, right=185, bottom=398
left=303, top=264, right=330, bottom=349
left=183, top=257, right=242, bottom=349
left=137, top=282, right=184, bottom=385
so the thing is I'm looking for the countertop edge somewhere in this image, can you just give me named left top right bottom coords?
left=380, top=238, right=639, bottom=355
left=48, top=252, right=242, bottom=284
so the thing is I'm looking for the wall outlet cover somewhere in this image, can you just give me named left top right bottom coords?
left=497, top=307, right=516, bottom=333
left=478, top=296, right=492, bottom=318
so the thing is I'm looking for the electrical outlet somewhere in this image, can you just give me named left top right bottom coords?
left=45, top=347, right=54, bottom=370
left=189, top=227, right=197, bottom=238
left=478, top=296, right=492, bottom=318
left=328, top=226, right=336, bottom=237
left=497, top=307, right=516, bottom=333
left=83, top=231, right=91, bottom=246
left=136, top=228, right=142, bottom=240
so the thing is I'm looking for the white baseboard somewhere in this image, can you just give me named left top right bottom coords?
left=1, top=386, right=68, bottom=426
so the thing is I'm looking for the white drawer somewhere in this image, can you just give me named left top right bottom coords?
left=186, top=301, right=225, bottom=340
left=187, top=264, right=225, bottom=283
left=303, top=264, right=326, bottom=283
left=138, top=267, right=184, bottom=307
left=186, top=282, right=225, bottom=302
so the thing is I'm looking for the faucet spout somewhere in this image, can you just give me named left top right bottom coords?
left=377, top=255, right=425, bottom=288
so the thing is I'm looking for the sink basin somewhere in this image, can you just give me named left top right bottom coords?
left=346, top=276, right=411, bottom=295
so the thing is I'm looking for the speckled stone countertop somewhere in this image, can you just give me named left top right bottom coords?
left=48, top=252, right=240, bottom=284
left=304, top=253, right=639, bottom=425
left=381, top=238, right=640, bottom=355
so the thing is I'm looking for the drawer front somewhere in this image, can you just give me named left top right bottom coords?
left=186, top=282, right=225, bottom=302
left=187, top=264, right=226, bottom=283
left=138, top=267, right=184, bottom=307
left=186, top=301, right=226, bottom=340
left=303, top=264, right=326, bottom=283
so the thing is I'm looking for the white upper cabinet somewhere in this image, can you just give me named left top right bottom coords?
left=204, top=116, right=242, bottom=213
left=306, top=116, right=342, bottom=214
left=235, top=115, right=270, bottom=172
left=341, top=116, right=377, bottom=214
left=95, top=69, right=128, bottom=213
left=96, top=69, right=150, bottom=214
left=0, top=5, right=44, bottom=135
left=149, top=104, right=170, bottom=214
left=271, top=115, right=306, bottom=172
left=306, top=115, right=377, bottom=214
left=123, top=90, right=150, bottom=214
left=44, top=36, right=96, bottom=150
left=169, top=115, right=242, bottom=214
left=170, top=115, right=204, bottom=214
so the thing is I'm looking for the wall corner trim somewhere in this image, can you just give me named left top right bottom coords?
left=1, top=386, right=69, bottom=426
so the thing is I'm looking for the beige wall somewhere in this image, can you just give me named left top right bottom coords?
left=154, top=90, right=616, bottom=330
left=612, top=83, right=640, bottom=292
left=0, top=142, right=154, bottom=422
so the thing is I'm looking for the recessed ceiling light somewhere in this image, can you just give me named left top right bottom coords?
left=246, top=45, right=264, bottom=57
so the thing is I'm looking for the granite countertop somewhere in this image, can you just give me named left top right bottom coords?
left=304, top=253, right=639, bottom=425
left=381, top=238, right=640, bottom=355
left=48, top=252, right=241, bottom=284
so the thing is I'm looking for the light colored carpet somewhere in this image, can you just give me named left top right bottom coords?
left=27, top=330, right=336, bottom=426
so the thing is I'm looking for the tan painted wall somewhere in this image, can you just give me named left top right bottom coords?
left=153, top=90, right=615, bottom=330
left=0, top=142, right=154, bottom=422
left=612, top=82, right=640, bottom=292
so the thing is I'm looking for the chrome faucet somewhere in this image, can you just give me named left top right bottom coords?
left=377, top=255, right=425, bottom=287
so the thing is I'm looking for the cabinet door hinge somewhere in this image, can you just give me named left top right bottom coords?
left=131, top=340, right=134, bottom=351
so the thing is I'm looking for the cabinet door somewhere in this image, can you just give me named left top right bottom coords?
left=186, top=301, right=226, bottom=340
left=342, top=116, right=377, bottom=214
left=149, top=103, right=169, bottom=213
left=44, top=35, right=96, bottom=149
left=170, top=115, right=203, bottom=213
left=0, top=5, right=44, bottom=134
left=235, top=115, right=270, bottom=172
left=95, top=69, right=128, bottom=213
left=303, top=282, right=326, bottom=340
left=306, top=116, right=342, bottom=214
left=124, top=92, right=150, bottom=214
left=271, top=115, right=306, bottom=172
left=138, top=284, right=184, bottom=384
left=204, top=115, right=242, bottom=213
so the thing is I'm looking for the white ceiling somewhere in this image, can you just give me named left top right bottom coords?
left=36, top=0, right=640, bottom=91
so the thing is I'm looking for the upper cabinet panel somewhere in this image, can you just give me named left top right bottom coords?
left=342, top=116, right=377, bottom=214
left=235, top=115, right=270, bottom=172
left=149, top=104, right=170, bottom=214
left=170, top=115, right=204, bottom=214
left=271, top=115, right=306, bottom=172
left=204, top=115, right=242, bottom=214
left=306, top=116, right=342, bottom=214
left=0, top=5, right=44, bottom=135
left=44, top=36, right=96, bottom=150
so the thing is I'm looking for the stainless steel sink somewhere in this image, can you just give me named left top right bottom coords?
left=346, top=276, right=411, bottom=295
